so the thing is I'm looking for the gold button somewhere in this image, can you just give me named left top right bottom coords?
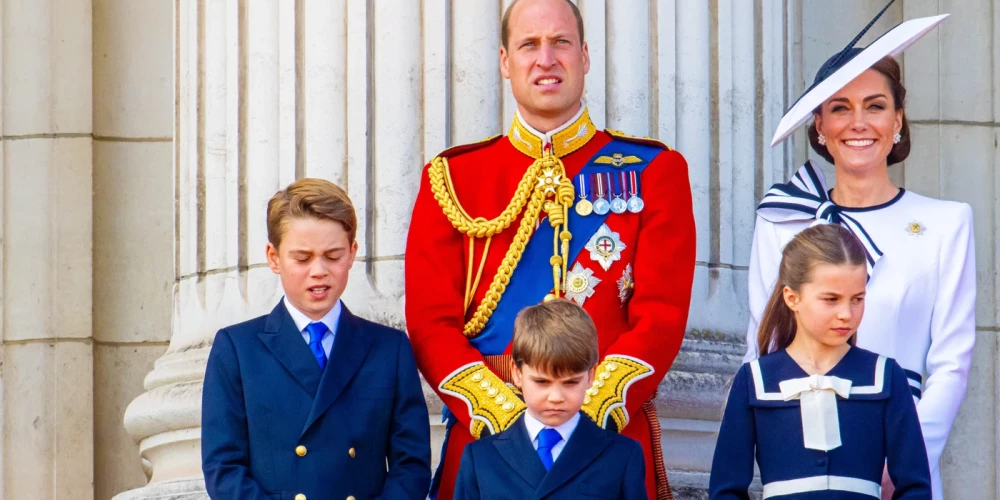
left=347, top=496, right=356, bottom=500
left=502, top=401, right=515, bottom=411
left=295, top=445, right=307, bottom=457
left=471, top=372, right=484, bottom=382
left=486, top=387, right=499, bottom=397
left=349, top=447, right=356, bottom=458
left=295, top=495, right=306, bottom=500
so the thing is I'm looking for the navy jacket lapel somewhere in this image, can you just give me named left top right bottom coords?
left=533, top=414, right=613, bottom=499
left=257, top=301, right=322, bottom=396
left=301, top=306, right=374, bottom=435
left=494, top=416, right=546, bottom=489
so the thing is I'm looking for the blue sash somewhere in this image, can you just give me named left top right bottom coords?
left=470, top=138, right=662, bottom=354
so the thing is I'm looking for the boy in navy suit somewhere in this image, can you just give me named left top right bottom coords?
left=454, top=299, right=647, bottom=499
left=201, top=178, right=431, bottom=500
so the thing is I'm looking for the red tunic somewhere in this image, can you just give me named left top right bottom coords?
left=405, top=111, right=696, bottom=500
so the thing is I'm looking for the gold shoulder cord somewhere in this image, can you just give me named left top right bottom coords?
left=428, top=153, right=574, bottom=337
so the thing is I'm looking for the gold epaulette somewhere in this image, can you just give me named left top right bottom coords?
left=439, top=362, right=527, bottom=438
left=435, top=134, right=503, bottom=160
left=580, top=355, right=654, bottom=431
left=605, top=129, right=672, bottom=151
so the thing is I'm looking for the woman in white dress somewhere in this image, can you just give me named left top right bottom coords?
left=744, top=10, right=975, bottom=500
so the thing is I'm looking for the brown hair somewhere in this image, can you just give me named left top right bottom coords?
left=756, top=224, right=867, bottom=357
left=808, top=55, right=910, bottom=166
left=513, top=299, right=599, bottom=377
left=266, top=178, right=358, bottom=248
left=501, top=0, right=585, bottom=50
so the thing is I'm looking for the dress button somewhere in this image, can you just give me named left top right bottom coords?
left=817, top=458, right=827, bottom=467
left=349, top=447, right=356, bottom=458
left=295, top=445, right=307, bottom=457
left=294, top=495, right=306, bottom=500
left=347, top=496, right=356, bottom=500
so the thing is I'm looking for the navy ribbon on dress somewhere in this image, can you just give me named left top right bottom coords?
left=756, top=161, right=882, bottom=277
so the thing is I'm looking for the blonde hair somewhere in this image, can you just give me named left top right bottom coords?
left=266, top=178, right=357, bottom=248
left=757, top=224, right=866, bottom=357
left=513, top=299, right=599, bottom=377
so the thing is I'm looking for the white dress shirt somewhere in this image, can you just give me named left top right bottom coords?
left=523, top=411, right=581, bottom=463
left=284, top=297, right=341, bottom=358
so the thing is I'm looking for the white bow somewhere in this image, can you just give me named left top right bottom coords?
left=779, top=374, right=853, bottom=451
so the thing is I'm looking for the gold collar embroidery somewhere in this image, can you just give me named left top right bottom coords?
left=508, top=107, right=597, bottom=159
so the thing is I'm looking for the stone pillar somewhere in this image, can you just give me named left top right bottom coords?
left=92, top=0, right=174, bottom=497
left=0, top=0, right=94, bottom=499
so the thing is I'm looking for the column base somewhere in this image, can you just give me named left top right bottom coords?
left=112, top=478, right=207, bottom=500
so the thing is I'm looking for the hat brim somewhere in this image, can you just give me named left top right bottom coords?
left=770, top=13, right=949, bottom=147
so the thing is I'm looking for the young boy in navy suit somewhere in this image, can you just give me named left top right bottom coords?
left=201, top=178, right=431, bottom=500
left=454, top=299, right=647, bottom=500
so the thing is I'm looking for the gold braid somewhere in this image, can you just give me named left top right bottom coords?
left=428, top=153, right=574, bottom=337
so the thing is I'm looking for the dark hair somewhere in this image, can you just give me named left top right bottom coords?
left=501, top=0, right=585, bottom=50
left=756, top=224, right=867, bottom=357
left=513, top=299, right=599, bottom=378
left=808, top=55, right=910, bottom=166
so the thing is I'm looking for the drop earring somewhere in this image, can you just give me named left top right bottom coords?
left=818, top=134, right=827, bottom=146
left=893, top=133, right=901, bottom=144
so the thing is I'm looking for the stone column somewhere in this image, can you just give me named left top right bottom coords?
left=92, top=0, right=174, bottom=498
left=0, top=0, right=94, bottom=499
left=645, top=1, right=789, bottom=495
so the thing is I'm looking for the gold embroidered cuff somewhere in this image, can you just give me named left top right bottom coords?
left=580, top=355, right=655, bottom=431
left=439, top=362, right=527, bottom=439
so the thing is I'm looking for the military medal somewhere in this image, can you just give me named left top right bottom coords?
left=585, top=224, right=626, bottom=271
left=565, top=262, right=600, bottom=306
left=626, top=170, right=644, bottom=213
left=617, top=264, right=635, bottom=306
left=575, top=174, right=593, bottom=216
left=593, top=174, right=611, bottom=215
left=610, top=173, right=627, bottom=214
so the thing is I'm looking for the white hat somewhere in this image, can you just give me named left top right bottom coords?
left=770, top=2, right=948, bottom=147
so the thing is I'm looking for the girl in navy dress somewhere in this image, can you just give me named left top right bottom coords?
left=710, top=224, right=930, bottom=500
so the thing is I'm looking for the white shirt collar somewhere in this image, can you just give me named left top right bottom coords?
left=523, top=410, right=581, bottom=445
left=514, top=99, right=587, bottom=143
left=283, top=297, right=342, bottom=336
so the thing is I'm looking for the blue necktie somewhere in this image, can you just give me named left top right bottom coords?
left=305, top=322, right=328, bottom=370
left=536, top=428, right=563, bottom=471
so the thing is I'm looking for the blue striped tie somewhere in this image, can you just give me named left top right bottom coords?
left=305, top=322, right=328, bottom=370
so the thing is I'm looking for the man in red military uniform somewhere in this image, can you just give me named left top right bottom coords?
left=404, top=1, right=695, bottom=499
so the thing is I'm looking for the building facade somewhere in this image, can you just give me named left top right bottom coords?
left=0, top=1, right=995, bottom=499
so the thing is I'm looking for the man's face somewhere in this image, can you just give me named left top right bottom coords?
left=500, top=0, right=590, bottom=130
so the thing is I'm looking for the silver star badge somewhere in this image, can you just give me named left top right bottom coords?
left=565, top=262, right=600, bottom=306
left=585, top=224, right=626, bottom=271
